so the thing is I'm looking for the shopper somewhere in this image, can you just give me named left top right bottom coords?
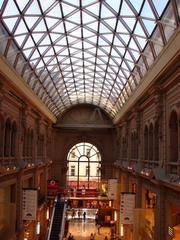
left=68, top=233, right=74, bottom=240
left=83, top=211, right=86, bottom=221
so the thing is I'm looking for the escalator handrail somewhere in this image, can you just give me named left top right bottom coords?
left=58, top=202, right=67, bottom=240
left=47, top=197, right=57, bottom=240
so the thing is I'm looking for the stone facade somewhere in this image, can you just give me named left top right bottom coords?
left=114, top=50, right=180, bottom=240
left=0, top=78, right=53, bottom=240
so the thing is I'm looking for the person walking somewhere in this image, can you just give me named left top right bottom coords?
left=83, top=211, right=86, bottom=221
left=68, top=233, right=74, bottom=240
left=90, top=233, right=94, bottom=240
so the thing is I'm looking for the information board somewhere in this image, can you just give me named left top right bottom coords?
left=22, top=189, right=37, bottom=220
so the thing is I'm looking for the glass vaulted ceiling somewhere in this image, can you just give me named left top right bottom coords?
left=0, top=0, right=179, bottom=119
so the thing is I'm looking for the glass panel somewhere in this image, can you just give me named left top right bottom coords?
left=67, top=142, right=101, bottom=190
left=161, top=3, right=176, bottom=41
left=0, top=0, right=178, bottom=119
left=152, top=0, right=169, bottom=17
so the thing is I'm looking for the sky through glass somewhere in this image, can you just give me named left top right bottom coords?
left=0, top=0, right=179, bottom=119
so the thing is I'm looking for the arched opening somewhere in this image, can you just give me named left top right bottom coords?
left=66, top=142, right=101, bottom=191
left=169, top=111, right=178, bottom=162
left=131, top=132, right=134, bottom=159
left=30, top=130, right=34, bottom=158
left=122, top=136, right=127, bottom=160
left=4, top=118, right=11, bottom=157
left=149, top=123, right=153, bottom=161
left=0, top=116, right=4, bottom=157
left=135, top=131, right=139, bottom=160
left=154, top=122, right=159, bottom=161
left=144, top=125, right=148, bottom=160
left=11, top=122, right=17, bottom=157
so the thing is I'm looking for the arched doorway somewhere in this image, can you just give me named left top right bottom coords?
left=66, top=142, right=101, bottom=192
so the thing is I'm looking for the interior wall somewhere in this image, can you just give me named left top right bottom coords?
left=51, top=105, right=117, bottom=186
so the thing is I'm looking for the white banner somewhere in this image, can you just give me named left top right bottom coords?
left=22, top=189, right=38, bottom=220
left=108, top=179, right=118, bottom=200
left=120, top=192, right=135, bottom=224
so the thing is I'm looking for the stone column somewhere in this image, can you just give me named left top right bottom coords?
left=16, top=169, right=24, bottom=240
left=154, top=186, right=166, bottom=240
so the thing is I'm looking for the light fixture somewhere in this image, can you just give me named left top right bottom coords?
left=36, top=222, right=40, bottom=235
left=109, top=201, right=112, bottom=207
left=114, top=211, right=117, bottom=221
left=46, top=208, right=49, bottom=220
left=120, top=224, right=124, bottom=237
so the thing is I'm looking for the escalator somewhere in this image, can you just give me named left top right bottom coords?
left=48, top=200, right=66, bottom=240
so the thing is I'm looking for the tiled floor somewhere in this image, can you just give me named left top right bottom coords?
left=67, top=219, right=111, bottom=240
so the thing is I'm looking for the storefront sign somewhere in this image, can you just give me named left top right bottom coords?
left=22, top=189, right=37, bottom=220
left=120, top=192, right=135, bottom=224
left=108, top=179, right=118, bottom=200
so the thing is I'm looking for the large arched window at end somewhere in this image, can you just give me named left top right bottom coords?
left=154, top=122, right=159, bottom=161
left=144, top=125, right=148, bottom=160
left=67, top=142, right=101, bottom=190
left=4, top=118, right=11, bottom=157
left=11, top=121, right=17, bottom=157
left=169, top=111, right=178, bottom=162
left=149, top=123, right=153, bottom=161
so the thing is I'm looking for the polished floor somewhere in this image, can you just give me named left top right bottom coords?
left=67, top=219, right=112, bottom=240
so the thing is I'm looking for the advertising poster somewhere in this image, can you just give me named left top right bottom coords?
left=120, top=192, right=136, bottom=224
left=22, top=189, right=38, bottom=220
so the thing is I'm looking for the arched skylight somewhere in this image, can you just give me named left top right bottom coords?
left=0, top=0, right=179, bottom=119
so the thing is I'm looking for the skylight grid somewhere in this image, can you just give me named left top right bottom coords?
left=0, top=0, right=179, bottom=119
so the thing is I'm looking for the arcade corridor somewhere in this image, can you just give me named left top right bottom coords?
left=67, top=219, right=111, bottom=240
left=0, top=0, right=180, bottom=240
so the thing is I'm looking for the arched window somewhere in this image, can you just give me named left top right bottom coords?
left=30, top=130, right=34, bottom=157
left=0, top=117, right=4, bottom=157
left=149, top=123, right=153, bottom=161
left=122, top=136, right=127, bottom=159
left=131, top=132, right=134, bottom=159
left=41, top=135, right=44, bottom=157
left=27, top=129, right=31, bottom=157
left=154, top=122, right=159, bottom=161
left=4, top=118, right=11, bottom=157
left=11, top=121, right=17, bottom=157
left=135, top=131, right=138, bottom=160
left=37, top=135, right=40, bottom=156
left=25, top=128, right=29, bottom=156
left=169, top=111, right=178, bottom=162
left=144, top=125, right=148, bottom=160
left=67, top=142, right=101, bottom=190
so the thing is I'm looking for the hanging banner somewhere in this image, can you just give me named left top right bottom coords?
left=22, top=189, right=38, bottom=220
left=120, top=192, right=135, bottom=224
left=108, top=179, right=118, bottom=200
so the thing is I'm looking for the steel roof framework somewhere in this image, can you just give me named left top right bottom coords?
left=0, top=0, right=179, bottom=119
